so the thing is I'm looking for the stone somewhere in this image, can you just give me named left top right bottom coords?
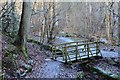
left=18, top=60, right=32, bottom=72
left=27, top=60, right=34, bottom=65
left=77, top=71, right=85, bottom=79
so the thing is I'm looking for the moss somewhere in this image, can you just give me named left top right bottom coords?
left=27, top=39, right=42, bottom=45
left=21, top=46, right=28, bottom=59
left=27, top=39, right=54, bottom=51
left=113, top=76, right=120, bottom=80
left=77, top=71, right=85, bottom=79
left=0, top=73, right=5, bottom=80
left=87, top=64, right=119, bottom=80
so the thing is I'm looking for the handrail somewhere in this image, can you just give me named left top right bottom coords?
left=52, top=39, right=89, bottom=46
left=61, top=42, right=102, bottom=48
left=52, top=40, right=104, bottom=47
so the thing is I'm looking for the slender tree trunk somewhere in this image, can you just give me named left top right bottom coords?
left=106, top=1, right=111, bottom=47
left=118, top=1, right=120, bottom=64
left=118, top=2, right=120, bottom=45
left=48, top=1, right=55, bottom=44
left=41, top=1, right=47, bottom=44
left=17, top=2, right=33, bottom=58
left=50, top=1, right=55, bottom=42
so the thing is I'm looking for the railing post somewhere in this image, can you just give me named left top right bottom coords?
left=52, top=45, right=55, bottom=59
left=55, top=46, right=57, bottom=59
left=62, top=46, right=65, bottom=61
left=96, top=42, right=98, bottom=56
left=75, top=42, right=78, bottom=61
left=87, top=43, right=89, bottom=58
left=96, top=41, right=100, bottom=56
left=64, top=44, right=68, bottom=63
left=96, top=41, right=102, bottom=57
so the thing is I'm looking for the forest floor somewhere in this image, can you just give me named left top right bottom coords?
left=22, top=37, right=120, bottom=79
left=26, top=42, right=77, bottom=78
left=1, top=34, right=120, bottom=79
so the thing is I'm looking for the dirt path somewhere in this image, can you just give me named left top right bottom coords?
left=40, top=59, right=61, bottom=78
left=35, top=58, right=77, bottom=78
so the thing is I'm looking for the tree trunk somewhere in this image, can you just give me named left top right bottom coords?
left=17, top=2, right=33, bottom=58
left=48, top=1, right=55, bottom=44
left=41, top=1, right=47, bottom=44
left=106, top=1, right=111, bottom=47
left=118, top=2, right=120, bottom=46
left=118, top=1, right=120, bottom=64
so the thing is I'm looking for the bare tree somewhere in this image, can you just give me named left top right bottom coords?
left=118, top=2, right=120, bottom=46
left=17, top=2, right=33, bottom=58
left=106, top=1, right=111, bottom=47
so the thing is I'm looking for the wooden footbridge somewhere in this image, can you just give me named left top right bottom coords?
left=51, top=40, right=103, bottom=63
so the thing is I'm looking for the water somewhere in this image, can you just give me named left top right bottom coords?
left=56, top=37, right=85, bottom=51
left=56, top=37, right=74, bottom=42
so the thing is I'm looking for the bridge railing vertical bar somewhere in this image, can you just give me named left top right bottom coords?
left=64, top=44, right=68, bottom=63
left=75, top=42, right=78, bottom=61
left=96, top=42, right=98, bottom=56
left=87, top=42, right=89, bottom=58
left=83, top=40, right=86, bottom=55
left=96, top=41, right=103, bottom=57
left=52, top=45, right=55, bottom=59
left=54, top=46, right=57, bottom=59
left=67, top=48, right=71, bottom=63
left=89, top=43, right=93, bottom=57
left=84, top=43, right=87, bottom=54
left=99, top=42, right=103, bottom=57
left=62, top=46, right=65, bottom=61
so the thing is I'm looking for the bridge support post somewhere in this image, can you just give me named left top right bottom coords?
left=75, top=42, right=78, bottom=61
left=87, top=43, right=90, bottom=58
left=96, top=42, right=102, bottom=57
left=62, top=47, right=65, bottom=61
left=96, top=42, right=99, bottom=56
left=52, top=45, right=57, bottom=59
left=64, top=44, right=68, bottom=63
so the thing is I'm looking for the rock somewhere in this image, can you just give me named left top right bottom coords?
left=77, top=71, right=85, bottom=79
left=18, top=60, right=32, bottom=72
left=103, top=48, right=108, bottom=51
left=107, top=58, right=116, bottom=65
left=59, top=73, right=64, bottom=76
left=65, top=74, right=68, bottom=77
left=77, top=68, right=81, bottom=72
left=45, top=58, right=51, bottom=61
left=27, top=60, right=34, bottom=65
left=93, top=71, right=97, bottom=74
left=94, top=74, right=98, bottom=78
left=61, top=69, right=64, bottom=71
left=17, top=68, right=27, bottom=78
left=13, top=54, right=18, bottom=59
left=112, top=58, right=118, bottom=63
left=71, top=64, right=79, bottom=70
left=110, top=48, right=115, bottom=52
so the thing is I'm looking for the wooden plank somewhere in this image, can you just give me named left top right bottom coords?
left=53, top=41, right=102, bottom=47
left=52, top=39, right=88, bottom=46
